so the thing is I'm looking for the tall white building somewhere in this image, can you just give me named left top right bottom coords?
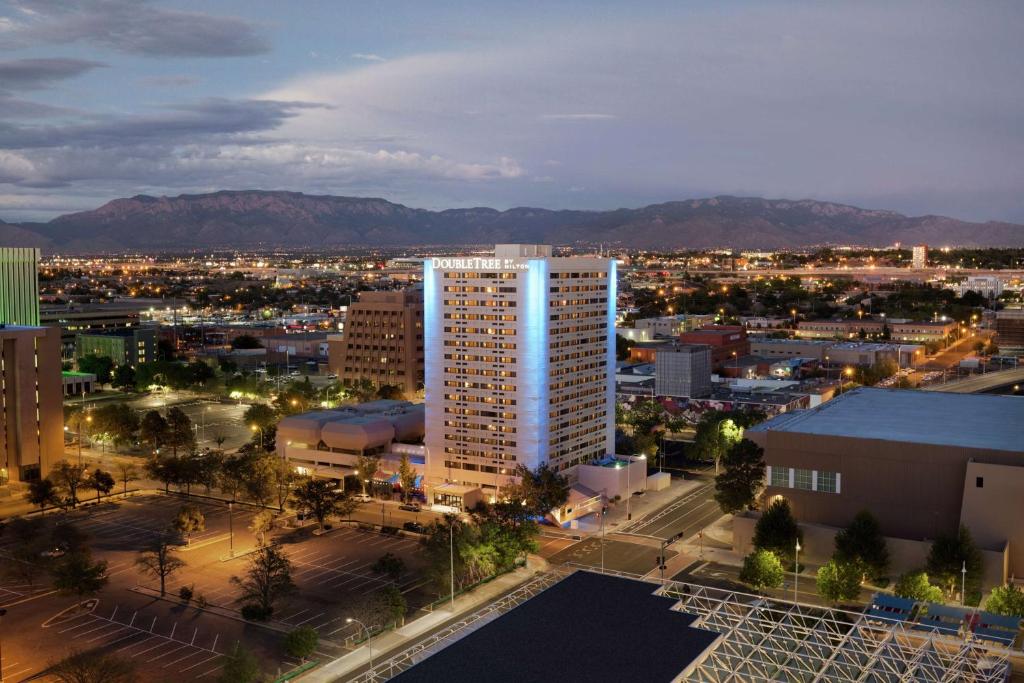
left=911, top=244, right=928, bottom=269
left=423, top=244, right=616, bottom=494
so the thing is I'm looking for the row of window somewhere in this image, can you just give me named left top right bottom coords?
left=767, top=466, right=840, bottom=494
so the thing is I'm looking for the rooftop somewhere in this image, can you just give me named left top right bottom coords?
left=392, top=572, right=720, bottom=683
left=749, top=387, right=1024, bottom=452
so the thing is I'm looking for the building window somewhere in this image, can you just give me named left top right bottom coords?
left=976, top=476, right=984, bottom=488
left=794, top=468, right=813, bottom=491
left=817, top=471, right=837, bottom=493
left=770, top=466, right=790, bottom=488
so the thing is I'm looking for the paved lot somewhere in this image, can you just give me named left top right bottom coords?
left=546, top=536, right=673, bottom=576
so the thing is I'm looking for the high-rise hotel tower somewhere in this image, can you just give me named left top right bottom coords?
left=424, top=245, right=616, bottom=493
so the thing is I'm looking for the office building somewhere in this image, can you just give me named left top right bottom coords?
left=633, top=314, right=714, bottom=338
left=327, top=289, right=424, bottom=396
left=0, top=247, right=40, bottom=326
left=958, top=275, right=1004, bottom=299
left=655, top=343, right=712, bottom=398
left=76, top=327, right=157, bottom=367
left=912, top=243, right=928, bottom=269
left=995, top=309, right=1024, bottom=354
left=0, top=325, right=64, bottom=482
left=743, top=388, right=1024, bottom=587
left=41, top=302, right=144, bottom=359
left=423, top=244, right=615, bottom=492
left=678, top=325, right=749, bottom=366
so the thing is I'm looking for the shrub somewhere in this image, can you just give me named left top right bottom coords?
left=178, top=585, right=194, bottom=602
left=283, top=626, right=319, bottom=660
left=739, top=550, right=784, bottom=591
left=893, top=570, right=944, bottom=603
left=240, top=603, right=273, bottom=621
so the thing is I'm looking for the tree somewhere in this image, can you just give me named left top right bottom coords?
left=243, top=403, right=277, bottom=431
left=135, top=536, right=186, bottom=597
left=50, top=460, right=87, bottom=508
left=893, top=570, right=944, bottom=603
left=52, top=551, right=109, bottom=608
left=3, top=518, right=48, bottom=587
left=985, top=584, right=1024, bottom=618
left=270, top=455, right=296, bottom=512
left=219, top=453, right=249, bottom=502
left=217, top=643, right=260, bottom=683
left=355, top=454, right=379, bottom=495
left=692, top=412, right=746, bottom=474
left=78, top=354, right=113, bottom=385
left=231, top=334, right=263, bottom=350
left=376, top=384, right=404, bottom=400
left=86, top=469, right=115, bottom=503
left=249, top=509, right=274, bottom=546
left=112, top=364, right=136, bottom=391
left=283, top=627, right=319, bottom=661
left=926, top=525, right=983, bottom=604
left=50, top=649, right=138, bottom=683
left=834, top=510, right=889, bottom=582
left=714, top=438, right=765, bottom=514
left=145, top=456, right=177, bottom=494
left=817, top=558, right=863, bottom=604
left=504, top=464, right=570, bottom=517
left=172, top=504, right=205, bottom=545
left=26, top=478, right=60, bottom=513
left=165, top=407, right=195, bottom=457
left=243, top=451, right=276, bottom=507
left=371, top=552, right=405, bottom=581
left=91, top=403, right=139, bottom=451
left=139, top=410, right=169, bottom=453
left=116, top=462, right=138, bottom=497
left=753, top=498, right=802, bottom=567
left=231, top=542, right=295, bottom=620
left=739, top=550, right=784, bottom=591
left=398, top=453, right=417, bottom=503
left=290, top=478, right=360, bottom=531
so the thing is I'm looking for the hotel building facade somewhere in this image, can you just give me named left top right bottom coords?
left=423, top=245, right=616, bottom=494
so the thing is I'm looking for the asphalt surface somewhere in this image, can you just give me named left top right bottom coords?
left=616, top=478, right=721, bottom=542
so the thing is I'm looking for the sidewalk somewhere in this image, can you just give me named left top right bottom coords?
left=303, top=558, right=550, bottom=682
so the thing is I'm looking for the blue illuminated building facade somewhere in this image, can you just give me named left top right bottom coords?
left=423, top=245, right=616, bottom=496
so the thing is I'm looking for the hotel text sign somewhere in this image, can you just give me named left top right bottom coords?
left=431, top=257, right=530, bottom=271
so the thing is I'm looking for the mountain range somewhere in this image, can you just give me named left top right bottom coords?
left=2, top=191, right=1023, bottom=252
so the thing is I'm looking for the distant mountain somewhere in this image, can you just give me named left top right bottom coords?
left=3, top=190, right=1023, bottom=252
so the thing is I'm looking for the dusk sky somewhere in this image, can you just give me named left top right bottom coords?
left=1, top=0, right=1022, bottom=222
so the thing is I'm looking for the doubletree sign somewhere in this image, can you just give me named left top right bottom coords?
left=429, top=257, right=530, bottom=271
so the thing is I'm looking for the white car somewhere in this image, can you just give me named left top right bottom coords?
left=352, top=493, right=373, bottom=503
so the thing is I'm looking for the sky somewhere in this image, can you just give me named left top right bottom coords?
left=0, top=0, right=1022, bottom=222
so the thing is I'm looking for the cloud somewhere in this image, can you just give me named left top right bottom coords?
left=139, top=74, right=198, bottom=87
left=0, top=57, right=106, bottom=89
left=5, top=0, right=270, bottom=57
left=0, top=94, right=77, bottom=117
left=352, top=53, right=386, bottom=62
left=539, top=113, right=616, bottom=121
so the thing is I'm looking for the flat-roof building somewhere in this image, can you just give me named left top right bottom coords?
left=424, top=244, right=615, bottom=492
left=996, top=309, right=1024, bottom=354
left=678, top=325, right=749, bottom=366
left=76, top=327, right=157, bottom=368
left=0, top=325, right=63, bottom=482
left=327, top=288, right=423, bottom=396
left=655, top=343, right=712, bottom=398
left=746, top=388, right=1024, bottom=586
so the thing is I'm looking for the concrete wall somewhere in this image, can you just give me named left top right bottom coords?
left=961, top=461, right=1024, bottom=581
left=733, top=514, right=1008, bottom=589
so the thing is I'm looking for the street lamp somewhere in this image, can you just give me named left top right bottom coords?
left=794, top=540, right=801, bottom=603
left=346, top=618, right=374, bottom=670
left=228, top=501, right=234, bottom=558
left=961, top=560, right=967, bottom=606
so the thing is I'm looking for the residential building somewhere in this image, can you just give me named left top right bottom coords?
left=423, top=244, right=615, bottom=493
left=743, top=388, right=1024, bottom=587
left=327, top=288, right=424, bottom=396
left=995, top=309, right=1024, bottom=354
left=75, top=327, right=157, bottom=367
left=0, top=247, right=40, bottom=326
left=678, top=325, right=750, bottom=366
left=0, top=325, right=64, bottom=482
left=655, top=343, right=712, bottom=398
left=912, top=243, right=928, bottom=269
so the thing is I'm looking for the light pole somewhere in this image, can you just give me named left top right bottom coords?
left=961, top=560, right=967, bottom=606
left=625, top=458, right=632, bottom=521
left=228, top=501, right=234, bottom=558
left=659, top=532, right=684, bottom=582
left=794, top=540, right=801, bottom=604
left=346, top=618, right=374, bottom=670
left=449, top=517, right=456, bottom=612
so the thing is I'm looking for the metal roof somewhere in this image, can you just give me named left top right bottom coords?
left=748, top=387, right=1024, bottom=452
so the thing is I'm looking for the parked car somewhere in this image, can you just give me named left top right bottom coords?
left=403, top=521, right=426, bottom=534
left=398, top=503, right=421, bottom=513
left=352, top=493, right=373, bottom=503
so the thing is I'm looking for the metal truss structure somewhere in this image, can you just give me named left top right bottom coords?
left=347, top=565, right=1014, bottom=682
left=658, top=580, right=1012, bottom=683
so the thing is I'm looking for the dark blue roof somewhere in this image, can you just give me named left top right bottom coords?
left=392, top=571, right=721, bottom=683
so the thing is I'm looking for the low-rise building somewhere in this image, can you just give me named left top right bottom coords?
left=678, top=325, right=750, bottom=366
left=655, top=343, right=712, bottom=398
left=995, top=309, right=1024, bottom=355
left=743, top=388, right=1024, bottom=588
left=75, top=327, right=157, bottom=367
